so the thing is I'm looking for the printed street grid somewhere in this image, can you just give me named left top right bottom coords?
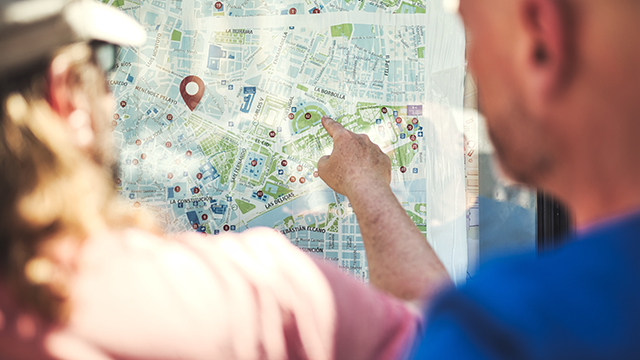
left=106, top=0, right=459, bottom=281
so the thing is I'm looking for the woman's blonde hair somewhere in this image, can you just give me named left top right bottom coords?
left=0, top=43, right=152, bottom=321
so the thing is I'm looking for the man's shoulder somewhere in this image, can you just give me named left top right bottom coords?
left=416, top=214, right=640, bottom=359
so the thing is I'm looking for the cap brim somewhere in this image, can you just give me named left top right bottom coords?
left=65, top=0, right=145, bottom=47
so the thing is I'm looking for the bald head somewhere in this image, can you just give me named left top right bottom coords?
left=459, top=0, right=640, bottom=225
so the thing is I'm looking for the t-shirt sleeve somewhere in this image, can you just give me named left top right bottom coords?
left=61, top=228, right=419, bottom=360
left=412, top=255, right=555, bottom=360
left=412, top=288, right=528, bottom=360
left=313, top=259, right=420, bottom=360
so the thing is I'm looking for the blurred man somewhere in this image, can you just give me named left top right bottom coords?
left=0, top=0, right=451, bottom=359
left=322, top=0, right=640, bottom=358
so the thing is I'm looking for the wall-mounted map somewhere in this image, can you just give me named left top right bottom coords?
left=105, top=0, right=469, bottom=282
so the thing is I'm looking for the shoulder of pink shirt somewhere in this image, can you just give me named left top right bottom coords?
left=0, top=227, right=420, bottom=360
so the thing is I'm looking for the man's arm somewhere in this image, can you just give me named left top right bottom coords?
left=317, top=116, right=451, bottom=307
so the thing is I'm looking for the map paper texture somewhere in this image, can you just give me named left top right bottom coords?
left=106, top=0, right=468, bottom=283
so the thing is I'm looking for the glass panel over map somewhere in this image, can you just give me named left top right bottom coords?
left=105, top=0, right=469, bottom=283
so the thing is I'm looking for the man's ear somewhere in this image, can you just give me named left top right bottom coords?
left=518, top=0, right=572, bottom=106
left=48, top=54, right=75, bottom=119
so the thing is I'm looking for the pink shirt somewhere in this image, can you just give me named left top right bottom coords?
left=0, top=228, right=419, bottom=360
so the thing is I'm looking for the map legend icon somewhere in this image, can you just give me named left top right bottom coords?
left=180, top=75, right=205, bottom=111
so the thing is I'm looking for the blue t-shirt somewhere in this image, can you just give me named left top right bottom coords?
left=413, top=212, right=640, bottom=359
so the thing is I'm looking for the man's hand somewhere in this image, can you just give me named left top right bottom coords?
left=316, top=115, right=450, bottom=308
left=317, top=116, right=391, bottom=197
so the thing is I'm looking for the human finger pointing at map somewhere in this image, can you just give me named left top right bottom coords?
left=318, top=115, right=450, bottom=307
left=317, top=116, right=392, bottom=197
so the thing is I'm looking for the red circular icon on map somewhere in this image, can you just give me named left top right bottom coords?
left=202, top=214, right=208, bottom=220
left=313, top=171, right=319, bottom=178
left=410, top=134, right=417, bottom=141
left=135, top=139, right=141, bottom=146
left=395, top=117, right=402, bottom=124
left=168, top=173, right=174, bottom=179
left=111, top=120, right=118, bottom=126
left=400, top=166, right=407, bottom=173
left=132, top=159, right=139, bottom=165
left=412, top=118, right=419, bottom=125
left=215, top=1, right=223, bottom=9
left=269, top=131, right=276, bottom=138
left=289, top=7, right=297, bottom=14
left=251, top=160, right=258, bottom=167
left=141, top=153, right=147, bottom=159
left=407, top=124, right=414, bottom=131
left=192, top=223, right=199, bottom=229
left=120, top=101, right=127, bottom=108
left=299, top=177, right=306, bottom=184
left=381, top=107, right=388, bottom=114
left=257, top=190, right=264, bottom=198
left=297, top=165, right=303, bottom=172
left=193, top=187, right=200, bottom=194
left=223, top=225, right=230, bottom=231
left=289, top=176, right=296, bottom=183
left=113, top=114, right=120, bottom=120
left=166, top=142, right=172, bottom=148
left=115, top=178, right=122, bottom=185
left=312, top=8, right=320, bottom=13
left=167, top=114, right=173, bottom=121
left=134, top=202, right=141, bottom=208
left=175, top=159, right=181, bottom=165
left=288, top=113, right=295, bottom=119
left=196, top=173, right=203, bottom=180
left=305, top=113, right=311, bottom=119
left=412, top=143, right=418, bottom=150
left=186, top=150, right=192, bottom=157
left=281, top=160, right=288, bottom=167
left=175, top=186, right=181, bottom=192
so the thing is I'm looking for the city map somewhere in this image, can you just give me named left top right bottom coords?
left=105, top=0, right=468, bottom=282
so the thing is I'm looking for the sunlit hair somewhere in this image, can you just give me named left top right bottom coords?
left=0, top=43, right=153, bottom=321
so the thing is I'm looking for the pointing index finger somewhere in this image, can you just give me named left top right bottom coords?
left=322, top=116, right=345, bottom=138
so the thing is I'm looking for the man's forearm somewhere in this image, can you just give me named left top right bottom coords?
left=316, top=116, right=451, bottom=307
left=348, top=181, right=451, bottom=306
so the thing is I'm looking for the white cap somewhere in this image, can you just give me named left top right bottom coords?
left=0, top=0, right=144, bottom=75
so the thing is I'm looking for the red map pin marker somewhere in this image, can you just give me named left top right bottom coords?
left=180, top=75, right=205, bottom=111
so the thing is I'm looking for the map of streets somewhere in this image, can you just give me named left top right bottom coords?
left=106, top=0, right=468, bottom=282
